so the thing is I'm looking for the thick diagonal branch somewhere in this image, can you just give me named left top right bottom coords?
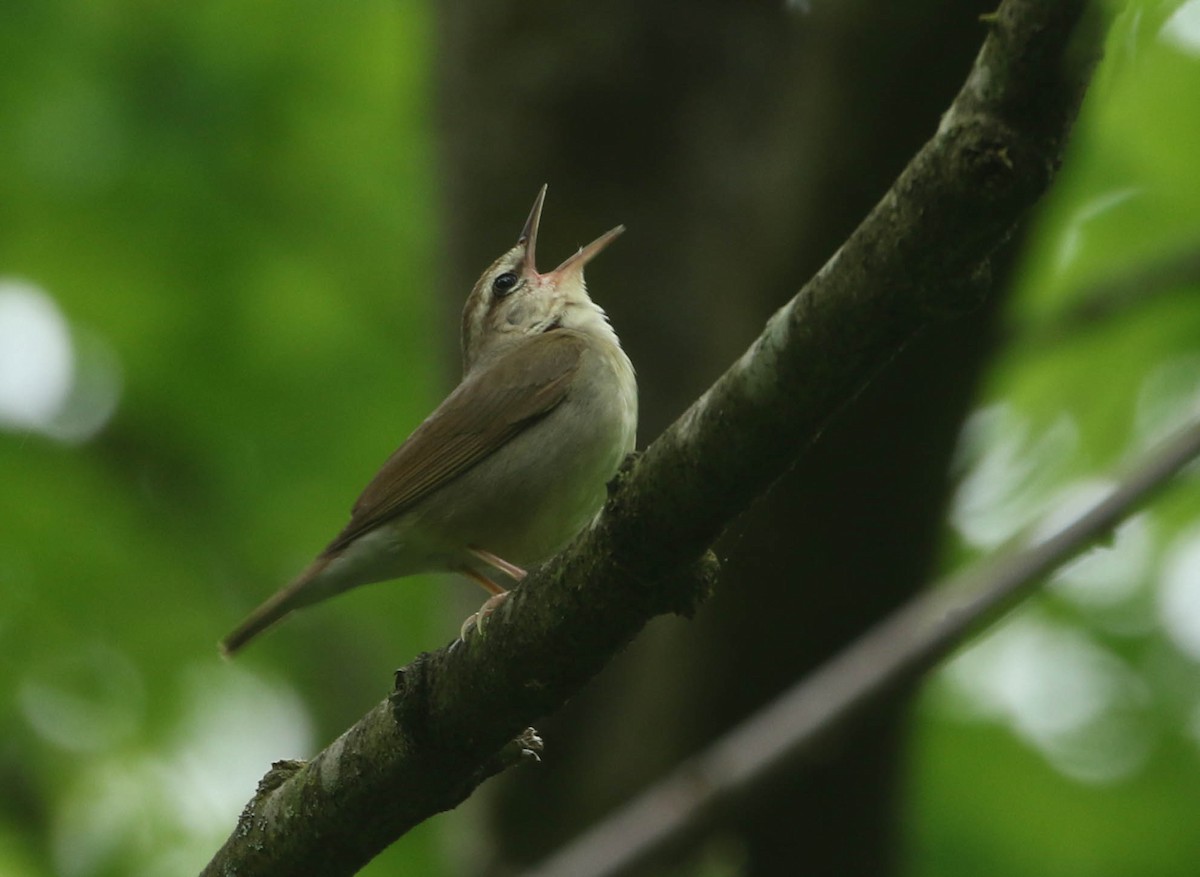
left=202, top=2, right=1102, bottom=874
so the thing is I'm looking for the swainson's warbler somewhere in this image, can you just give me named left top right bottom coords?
left=220, top=186, right=636, bottom=655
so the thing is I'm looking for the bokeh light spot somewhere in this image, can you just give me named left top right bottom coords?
left=0, top=278, right=122, bottom=443
left=1158, top=525, right=1200, bottom=662
left=0, top=280, right=74, bottom=431
left=19, top=641, right=146, bottom=753
left=937, top=610, right=1152, bottom=784
left=1162, top=0, right=1200, bottom=55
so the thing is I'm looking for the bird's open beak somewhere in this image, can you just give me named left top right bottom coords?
left=520, top=184, right=548, bottom=275
left=519, top=184, right=624, bottom=281
left=549, top=224, right=625, bottom=282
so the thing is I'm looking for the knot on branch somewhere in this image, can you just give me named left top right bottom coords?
left=390, top=651, right=436, bottom=746
left=257, top=759, right=305, bottom=796
left=943, top=114, right=1053, bottom=207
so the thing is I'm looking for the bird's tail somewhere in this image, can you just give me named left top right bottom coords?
left=219, top=557, right=332, bottom=658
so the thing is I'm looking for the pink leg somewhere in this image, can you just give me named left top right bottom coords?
left=459, top=566, right=508, bottom=596
left=468, top=546, right=527, bottom=582
left=458, top=548, right=525, bottom=640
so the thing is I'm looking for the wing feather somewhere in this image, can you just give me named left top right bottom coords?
left=322, top=331, right=585, bottom=554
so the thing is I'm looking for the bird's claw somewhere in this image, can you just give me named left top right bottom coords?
left=459, top=591, right=512, bottom=641
left=499, top=729, right=547, bottom=767
left=516, top=727, right=543, bottom=762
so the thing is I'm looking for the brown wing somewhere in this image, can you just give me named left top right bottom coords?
left=322, top=331, right=586, bottom=555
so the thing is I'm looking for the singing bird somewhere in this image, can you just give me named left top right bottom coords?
left=220, top=186, right=637, bottom=655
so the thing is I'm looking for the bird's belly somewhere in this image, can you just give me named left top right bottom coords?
left=399, top=351, right=635, bottom=575
left=429, top=411, right=628, bottom=566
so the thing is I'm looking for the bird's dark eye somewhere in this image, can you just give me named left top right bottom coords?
left=492, top=272, right=519, bottom=296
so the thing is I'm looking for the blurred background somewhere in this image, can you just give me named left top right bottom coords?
left=1, top=1, right=1199, bottom=875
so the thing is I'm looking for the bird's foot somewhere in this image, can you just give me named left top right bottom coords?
left=459, top=590, right=511, bottom=641
left=501, top=727, right=544, bottom=765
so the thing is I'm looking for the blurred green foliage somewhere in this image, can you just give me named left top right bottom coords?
left=908, top=3, right=1200, bottom=876
left=1, top=1, right=1199, bottom=876
left=0, top=1, right=452, bottom=874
